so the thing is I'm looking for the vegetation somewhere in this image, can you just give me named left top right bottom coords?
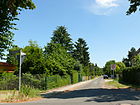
left=0, top=0, right=35, bottom=59
left=44, top=43, right=76, bottom=76
left=103, top=60, right=115, bottom=76
left=123, top=47, right=140, bottom=67
left=121, top=66, right=140, bottom=85
left=106, top=79, right=130, bottom=89
left=73, top=38, right=90, bottom=66
left=103, top=60, right=125, bottom=77
left=103, top=47, right=140, bottom=88
left=0, top=26, right=103, bottom=102
left=22, top=41, right=46, bottom=74
left=127, top=0, right=140, bottom=15
left=51, top=26, right=74, bottom=53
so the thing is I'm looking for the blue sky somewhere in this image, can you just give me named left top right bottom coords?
left=12, top=0, right=140, bottom=67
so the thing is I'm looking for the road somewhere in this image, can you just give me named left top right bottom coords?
left=2, top=77, right=140, bottom=105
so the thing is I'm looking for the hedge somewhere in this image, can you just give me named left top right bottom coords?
left=121, top=66, right=140, bottom=85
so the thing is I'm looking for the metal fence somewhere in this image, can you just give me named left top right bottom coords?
left=0, top=73, right=92, bottom=90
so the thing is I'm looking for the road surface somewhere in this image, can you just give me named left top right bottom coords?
left=2, top=77, right=140, bottom=105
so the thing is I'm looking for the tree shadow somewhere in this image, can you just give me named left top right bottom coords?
left=41, top=88, right=140, bottom=103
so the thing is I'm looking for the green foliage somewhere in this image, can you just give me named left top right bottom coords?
left=93, top=64, right=103, bottom=76
left=115, top=62, right=126, bottom=74
left=45, top=75, right=71, bottom=90
left=22, top=73, right=46, bottom=90
left=6, top=45, right=21, bottom=72
left=44, top=43, right=76, bottom=76
left=20, top=85, right=39, bottom=98
left=51, top=26, right=73, bottom=52
left=123, top=47, right=140, bottom=67
left=103, top=60, right=115, bottom=76
left=121, top=66, right=140, bottom=85
left=132, top=54, right=140, bottom=66
left=73, top=38, right=90, bottom=66
left=127, top=0, right=140, bottom=15
left=22, top=41, right=46, bottom=74
left=83, top=66, right=90, bottom=76
left=0, top=72, right=18, bottom=90
left=71, top=71, right=79, bottom=84
left=0, top=0, right=35, bottom=59
left=74, top=61, right=83, bottom=73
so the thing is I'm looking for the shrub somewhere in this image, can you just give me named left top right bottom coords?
left=45, top=75, right=71, bottom=90
left=71, top=71, right=78, bottom=84
left=121, top=66, right=140, bottom=85
left=20, top=85, right=40, bottom=98
left=0, top=72, right=18, bottom=90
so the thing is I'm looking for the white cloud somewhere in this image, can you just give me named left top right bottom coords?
left=86, top=0, right=120, bottom=15
left=96, top=0, right=119, bottom=8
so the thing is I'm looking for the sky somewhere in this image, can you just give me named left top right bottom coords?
left=11, top=0, right=140, bottom=67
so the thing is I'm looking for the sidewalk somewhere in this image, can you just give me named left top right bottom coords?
left=41, top=78, right=96, bottom=97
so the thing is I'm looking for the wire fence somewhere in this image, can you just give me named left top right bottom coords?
left=0, top=72, right=93, bottom=90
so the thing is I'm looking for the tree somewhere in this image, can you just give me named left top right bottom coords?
left=21, top=41, right=46, bottom=74
left=132, top=54, right=140, bottom=66
left=122, top=58, right=130, bottom=67
left=6, top=45, right=21, bottom=73
left=51, top=26, right=73, bottom=52
left=7, top=45, right=21, bottom=65
left=73, top=38, right=90, bottom=66
left=123, top=47, right=137, bottom=67
left=103, top=60, right=115, bottom=76
left=0, top=0, right=35, bottom=59
left=44, top=43, right=76, bottom=76
left=127, top=0, right=140, bottom=15
left=115, top=62, right=125, bottom=74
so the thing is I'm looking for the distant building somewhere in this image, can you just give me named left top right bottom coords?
left=0, top=62, right=16, bottom=73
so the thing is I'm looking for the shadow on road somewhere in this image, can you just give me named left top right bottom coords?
left=42, top=88, right=140, bottom=103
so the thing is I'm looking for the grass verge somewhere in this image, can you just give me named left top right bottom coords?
left=105, top=79, right=130, bottom=89
left=0, top=85, right=40, bottom=102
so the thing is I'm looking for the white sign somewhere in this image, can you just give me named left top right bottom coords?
left=111, top=64, right=116, bottom=70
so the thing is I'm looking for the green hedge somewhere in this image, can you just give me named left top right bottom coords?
left=45, top=75, right=71, bottom=90
left=121, top=66, right=140, bottom=85
left=71, top=71, right=79, bottom=84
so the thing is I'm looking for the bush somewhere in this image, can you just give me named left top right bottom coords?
left=20, top=85, right=40, bottom=98
left=0, top=72, right=18, bottom=90
left=121, top=66, right=140, bottom=85
left=22, top=73, right=46, bottom=90
left=45, top=75, right=71, bottom=90
left=71, top=71, right=79, bottom=84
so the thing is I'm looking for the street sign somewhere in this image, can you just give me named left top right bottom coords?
left=9, top=50, right=26, bottom=91
left=9, top=50, right=20, bottom=55
left=111, top=64, right=116, bottom=70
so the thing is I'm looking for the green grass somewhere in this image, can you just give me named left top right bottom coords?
left=106, top=79, right=130, bottom=88
left=0, top=85, right=40, bottom=102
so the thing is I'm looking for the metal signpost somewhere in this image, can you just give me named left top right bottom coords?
left=10, top=50, right=26, bottom=91
left=19, top=50, right=26, bottom=91
left=111, top=64, right=116, bottom=79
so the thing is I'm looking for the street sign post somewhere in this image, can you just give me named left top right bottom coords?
left=19, top=50, right=26, bottom=91
left=111, top=64, right=116, bottom=78
left=10, top=50, right=26, bottom=91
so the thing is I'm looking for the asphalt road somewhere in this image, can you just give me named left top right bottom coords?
left=2, top=77, right=140, bottom=105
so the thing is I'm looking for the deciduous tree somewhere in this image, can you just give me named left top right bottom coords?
left=0, top=0, right=35, bottom=59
